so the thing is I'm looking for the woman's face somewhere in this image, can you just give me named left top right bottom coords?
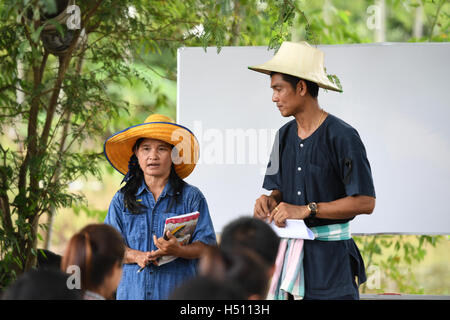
left=134, top=138, right=173, bottom=179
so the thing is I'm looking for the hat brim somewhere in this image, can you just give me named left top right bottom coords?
left=104, top=122, right=199, bottom=179
left=248, top=65, right=342, bottom=92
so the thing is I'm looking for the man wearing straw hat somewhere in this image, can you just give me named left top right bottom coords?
left=103, top=114, right=216, bottom=300
left=250, top=42, right=376, bottom=300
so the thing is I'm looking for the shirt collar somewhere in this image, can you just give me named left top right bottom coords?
left=136, top=178, right=176, bottom=197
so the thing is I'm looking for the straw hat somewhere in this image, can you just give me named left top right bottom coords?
left=248, top=41, right=342, bottom=92
left=104, top=114, right=199, bottom=179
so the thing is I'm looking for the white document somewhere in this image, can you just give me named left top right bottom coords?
left=270, top=219, right=315, bottom=240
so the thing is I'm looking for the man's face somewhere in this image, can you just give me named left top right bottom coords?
left=270, top=73, right=302, bottom=117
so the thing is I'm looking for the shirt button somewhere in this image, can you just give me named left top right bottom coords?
left=297, top=167, right=302, bottom=171
left=297, top=191, right=302, bottom=196
left=300, top=143, right=304, bottom=148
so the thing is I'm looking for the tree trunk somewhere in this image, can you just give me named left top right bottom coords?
left=230, top=1, right=242, bottom=46
left=42, top=38, right=87, bottom=251
left=413, top=3, right=423, bottom=38
left=374, top=0, right=386, bottom=42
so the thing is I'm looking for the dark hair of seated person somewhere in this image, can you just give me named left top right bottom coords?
left=2, top=269, right=82, bottom=300
left=36, top=249, right=62, bottom=271
left=220, top=216, right=280, bottom=267
left=169, top=275, right=245, bottom=300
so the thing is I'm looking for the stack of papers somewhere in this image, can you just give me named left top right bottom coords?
left=270, top=219, right=315, bottom=240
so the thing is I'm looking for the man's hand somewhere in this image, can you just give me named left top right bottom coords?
left=254, top=194, right=279, bottom=220
left=268, top=202, right=309, bottom=227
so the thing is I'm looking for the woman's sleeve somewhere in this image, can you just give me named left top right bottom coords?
left=188, top=189, right=217, bottom=246
left=104, top=192, right=125, bottom=235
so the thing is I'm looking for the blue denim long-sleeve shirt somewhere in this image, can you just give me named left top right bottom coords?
left=104, top=179, right=216, bottom=300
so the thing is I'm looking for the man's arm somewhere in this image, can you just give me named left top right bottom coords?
left=315, top=195, right=375, bottom=219
left=269, top=195, right=375, bottom=227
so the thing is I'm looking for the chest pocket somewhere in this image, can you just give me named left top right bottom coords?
left=304, top=147, right=338, bottom=202
left=122, top=212, right=147, bottom=250
left=306, top=143, right=336, bottom=179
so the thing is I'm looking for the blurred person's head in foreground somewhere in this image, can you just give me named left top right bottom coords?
left=61, top=223, right=125, bottom=300
left=170, top=275, right=245, bottom=300
left=2, top=269, right=82, bottom=300
left=199, top=245, right=272, bottom=300
left=220, top=216, right=280, bottom=272
left=37, top=249, right=62, bottom=271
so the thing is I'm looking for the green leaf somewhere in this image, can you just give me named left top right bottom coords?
left=45, top=19, right=65, bottom=37
left=31, top=25, right=45, bottom=43
left=337, top=10, right=350, bottom=25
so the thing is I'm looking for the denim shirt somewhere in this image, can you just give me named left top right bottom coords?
left=104, top=180, right=216, bottom=300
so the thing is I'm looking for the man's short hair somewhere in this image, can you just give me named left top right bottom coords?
left=271, top=72, right=319, bottom=98
left=220, top=217, right=280, bottom=266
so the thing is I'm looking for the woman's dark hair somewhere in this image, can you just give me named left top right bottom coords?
left=270, top=72, right=319, bottom=98
left=60, top=224, right=125, bottom=292
left=120, top=138, right=186, bottom=214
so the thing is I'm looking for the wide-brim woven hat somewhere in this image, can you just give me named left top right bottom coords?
left=248, top=41, right=342, bottom=92
left=104, top=114, right=199, bottom=179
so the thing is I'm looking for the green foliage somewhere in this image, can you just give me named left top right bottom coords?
left=72, top=205, right=107, bottom=222
left=354, top=235, right=443, bottom=293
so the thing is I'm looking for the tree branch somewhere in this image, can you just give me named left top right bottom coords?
left=40, top=0, right=104, bottom=151
left=428, top=0, right=445, bottom=40
left=284, top=0, right=318, bottom=46
left=0, top=144, right=13, bottom=235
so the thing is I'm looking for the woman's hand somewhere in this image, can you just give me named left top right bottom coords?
left=124, top=247, right=155, bottom=268
left=135, top=251, right=155, bottom=268
left=151, top=231, right=182, bottom=259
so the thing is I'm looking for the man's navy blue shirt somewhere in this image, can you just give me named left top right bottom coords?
left=263, top=113, right=376, bottom=227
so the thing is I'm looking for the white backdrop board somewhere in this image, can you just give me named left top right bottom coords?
left=177, top=43, right=450, bottom=235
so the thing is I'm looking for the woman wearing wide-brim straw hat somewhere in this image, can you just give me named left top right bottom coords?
left=104, top=114, right=216, bottom=300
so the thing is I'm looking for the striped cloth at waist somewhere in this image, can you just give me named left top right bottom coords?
left=310, top=221, right=351, bottom=241
left=267, top=222, right=351, bottom=300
